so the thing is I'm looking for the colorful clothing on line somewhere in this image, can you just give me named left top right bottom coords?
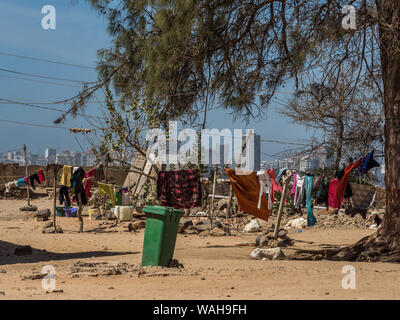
left=29, top=173, right=41, bottom=190
left=336, top=160, right=360, bottom=210
left=294, top=175, right=305, bottom=209
left=59, top=185, right=71, bottom=207
left=17, top=178, right=26, bottom=188
left=60, top=165, right=73, bottom=187
left=225, top=169, right=270, bottom=221
left=275, top=167, right=288, bottom=184
left=305, top=175, right=317, bottom=227
left=38, top=169, right=45, bottom=183
left=358, top=150, right=380, bottom=174
left=257, top=171, right=273, bottom=210
left=23, top=176, right=30, bottom=186
left=71, top=167, right=87, bottom=206
left=98, top=182, right=116, bottom=207
left=291, top=172, right=297, bottom=196
left=328, top=178, right=341, bottom=209
left=157, top=170, right=202, bottom=209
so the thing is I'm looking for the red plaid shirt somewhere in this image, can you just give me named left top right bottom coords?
left=157, top=170, right=202, bottom=208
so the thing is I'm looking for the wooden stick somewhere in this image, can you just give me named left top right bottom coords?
left=209, top=166, right=217, bottom=230
left=23, top=144, right=30, bottom=206
left=274, top=179, right=289, bottom=238
left=227, top=183, right=233, bottom=218
left=53, top=165, right=57, bottom=230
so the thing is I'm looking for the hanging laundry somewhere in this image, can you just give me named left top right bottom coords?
left=225, top=169, right=271, bottom=221
left=17, top=178, right=26, bottom=188
left=73, top=167, right=79, bottom=174
left=23, top=176, right=30, bottom=186
left=358, top=150, right=380, bottom=174
left=60, top=165, right=73, bottom=187
left=294, top=174, right=305, bottom=209
left=4, top=180, right=17, bottom=193
left=98, top=182, right=116, bottom=207
left=328, top=178, right=341, bottom=209
left=38, top=169, right=45, bottom=183
left=275, top=167, right=288, bottom=184
left=59, top=185, right=71, bottom=207
left=29, top=173, right=41, bottom=190
left=305, top=175, right=317, bottom=227
left=84, top=179, right=93, bottom=199
left=267, top=169, right=282, bottom=204
left=84, top=168, right=95, bottom=178
left=257, top=171, right=273, bottom=210
left=336, top=160, right=360, bottom=209
left=291, top=172, right=297, bottom=196
left=70, top=167, right=87, bottom=206
left=157, top=170, right=202, bottom=209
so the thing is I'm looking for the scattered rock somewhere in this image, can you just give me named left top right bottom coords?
left=168, top=259, right=184, bottom=268
left=0, top=269, right=7, bottom=274
left=277, top=229, right=288, bottom=238
left=285, top=217, right=307, bottom=229
left=0, top=291, right=5, bottom=296
left=21, top=272, right=46, bottom=280
left=210, top=228, right=226, bottom=236
left=250, top=247, right=285, bottom=260
left=19, top=205, right=38, bottom=212
left=200, top=277, right=206, bottom=280
left=130, top=220, right=145, bottom=230
left=14, top=245, right=33, bottom=256
left=42, top=225, right=63, bottom=234
left=244, top=219, right=261, bottom=233
left=255, top=235, right=268, bottom=247
left=35, top=209, right=51, bottom=217
left=43, top=221, right=53, bottom=229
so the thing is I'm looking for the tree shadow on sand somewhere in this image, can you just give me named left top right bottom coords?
left=0, top=240, right=139, bottom=266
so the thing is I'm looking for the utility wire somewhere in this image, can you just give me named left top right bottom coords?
left=0, top=74, right=82, bottom=88
left=0, top=67, right=96, bottom=84
left=0, top=51, right=96, bottom=70
left=0, top=118, right=100, bottom=131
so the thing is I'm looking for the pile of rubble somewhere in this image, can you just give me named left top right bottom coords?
left=314, top=209, right=384, bottom=229
left=66, top=261, right=192, bottom=278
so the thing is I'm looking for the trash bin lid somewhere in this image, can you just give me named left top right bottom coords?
left=142, top=205, right=184, bottom=216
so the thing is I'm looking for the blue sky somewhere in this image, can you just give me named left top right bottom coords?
left=0, top=0, right=313, bottom=161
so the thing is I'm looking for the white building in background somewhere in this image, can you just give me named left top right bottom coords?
left=45, top=148, right=57, bottom=164
left=56, top=150, right=75, bottom=166
left=80, top=152, right=96, bottom=167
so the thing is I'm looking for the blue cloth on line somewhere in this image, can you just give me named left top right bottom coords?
left=17, top=178, right=25, bottom=188
left=275, top=167, right=288, bottom=183
left=305, top=175, right=317, bottom=227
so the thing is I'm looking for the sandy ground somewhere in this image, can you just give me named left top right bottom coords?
left=0, top=198, right=399, bottom=300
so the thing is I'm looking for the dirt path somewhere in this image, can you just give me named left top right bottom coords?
left=0, top=199, right=399, bottom=300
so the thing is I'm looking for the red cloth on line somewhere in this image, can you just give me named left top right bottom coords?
left=84, top=179, right=93, bottom=199
left=336, top=160, right=360, bottom=209
left=328, top=179, right=341, bottom=209
left=225, top=169, right=270, bottom=221
left=84, top=168, right=96, bottom=178
left=38, top=169, right=45, bottom=183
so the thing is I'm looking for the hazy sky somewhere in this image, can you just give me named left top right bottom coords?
left=0, top=0, right=314, bottom=161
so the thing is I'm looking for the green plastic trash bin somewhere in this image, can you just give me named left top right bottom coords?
left=141, top=206, right=184, bottom=267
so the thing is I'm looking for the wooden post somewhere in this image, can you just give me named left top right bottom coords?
left=227, top=183, right=233, bottom=218
left=53, top=165, right=58, bottom=230
left=23, top=144, right=30, bottom=206
left=209, top=166, right=217, bottom=230
left=274, top=179, right=290, bottom=238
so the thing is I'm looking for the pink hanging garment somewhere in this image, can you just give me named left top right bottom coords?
left=328, top=179, right=343, bottom=209
left=291, top=172, right=297, bottom=196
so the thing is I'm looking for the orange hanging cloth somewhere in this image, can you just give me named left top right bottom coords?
left=225, top=168, right=271, bottom=221
left=336, top=160, right=360, bottom=210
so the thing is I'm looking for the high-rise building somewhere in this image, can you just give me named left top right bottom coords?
left=45, top=148, right=57, bottom=164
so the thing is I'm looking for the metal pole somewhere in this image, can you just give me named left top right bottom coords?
left=23, top=144, right=30, bottom=206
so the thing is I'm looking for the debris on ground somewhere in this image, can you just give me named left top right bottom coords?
left=250, top=247, right=285, bottom=260
left=243, top=219, right=261, bottom=233
left=66, top=261, right=194, bottom=278
left=19, top=206, right=38, bottom=212
left=21, top=272, right=46, bottom=280
left=285, top=217, right=307, bottom=229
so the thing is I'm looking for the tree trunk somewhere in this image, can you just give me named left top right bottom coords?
left=376, top=0, right=400, bottom=246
